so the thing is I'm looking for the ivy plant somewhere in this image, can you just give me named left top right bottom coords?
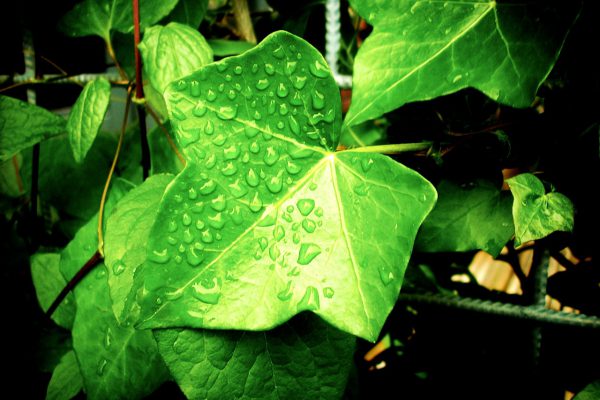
left=2, top=0, right=592, bottom=398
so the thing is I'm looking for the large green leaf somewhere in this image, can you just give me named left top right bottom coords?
left=506, top=173, right=574, bottom=247
left=139, top=22, right=213, bottom=94
left=136, top=31, right=437, bottom=342
left=46, top=350, right=83, bottom=400
left=0, top=95, right=66, bottom=161
left=415, top=179, right=514, bottom=257
left=30, top=253, right=76, bottom=330
left=60, top=0, right=179, bottom=40
left=154, top=314, right=355, bottom=400
left=104, top=174, right=173, bottom=323
left=160, top=0, right=208, bottom=28
left=67, top=78, right=111, bottom=163
left=60, top=202, right=170, bottom=400
left=345, top=0, right=580, bottom=126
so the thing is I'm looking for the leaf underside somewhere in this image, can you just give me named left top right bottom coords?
left=345, top=0, right=580, bottom=126
left=136, top=31, right=437, bottom=342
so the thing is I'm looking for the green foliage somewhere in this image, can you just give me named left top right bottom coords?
left=416, top=179, right=514, bottom=257
left=161, top=0, right=208, bottom=28
left=67, top=78, right=111, bottom=163
left=0, top=95, right=66, bottom=161
left=46, top=350, right=83, bottom=400
left=207, top=39, right=255, bottom=57
left=139, top=22, right=213, bottom=94
left=134, top=31, right=436, bottom=342
left=339, top=120, right=388, bottom=148
left=345, top=0, right=580, bottom=126
left=507, top=173, right=574, bottom=247
left=154, top=313, right=355, bottom=400
left=574, top=380, right=600, bottom=400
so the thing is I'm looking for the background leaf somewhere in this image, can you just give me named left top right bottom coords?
left=67, top=77, right=111, bottom=163
left=154, top=313, right=355, bottom=400
left=0, top=95, right=66, bottom=161
left=136, top=31, right=436, bottom=342
left=160, top=0, right=208, bottom=28
left=415, top=179, right=514, bottom=257
left=30, top=253, right=75, bottom=330
left=506, top=173, right=574, bottom=246
left=574, top=380, right=600, bottom=400
left=345, top=0, right=580, bottom=126
left=46, top=350, right=83, bottom=400
left=139, top=22, right=213, bottom=95
left=207, top=39, right=255, bottom=57
left=149, top=123, right=185, bottom=175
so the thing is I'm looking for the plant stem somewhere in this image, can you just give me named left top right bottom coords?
left=132, top=0, right=150, bottom=178
left=146, top=105, right=186, bottom=166
left=97, top=85, right=133, bottom=256
left=232, top=0, right=257, bottom=44
left=105, top=40, right=127, bottom=81
left=138, top=105, right=150, bottom=179
left=30, top=143, right=40, bottom=249
left=343, top=142, right=432, bottom=154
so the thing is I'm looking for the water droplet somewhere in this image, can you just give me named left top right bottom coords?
left=168, top=220, right=178, bottom=233
left=183, top=228, right=194, bottom=244
left=276, top=83, right=289, bottom=98
left=204, top=120, right=215, bottom=135
left=186, top=245, right=204, bottom=266
left=282, top=212, right=292, bottom=222
left=354, top=183, right=369, bottom=196
left=224, top=74, right=232, bottom=82
left=360, top=158, right=374, bottom=172
left=297, top=199, right=315, bottom=216
left=216, top=63, right=228, bottom=72
left=227, top=90, right=237, bottom=100
left=256, top=78, right=270, bottom=90
left=245, top=126, right=260, bottom=138
left=273, top=225, right=285, bottom=241
left=297, top=286, right=320, bottom=310
left=266, top=174, right=283, bottom=193
left=314, top=207, right=323, bottom=217
left=323, top=287, right=334, bottom=299
left=277, top=281, right=294, bottom=301
left=263, top=146, right=279, bottom=166
left=175, top=80, right=188, bottom=91
left=212, top=134, right=226, bottom=146
left=217, top=105, right=237, bottom=120
left=178, top=243, right=186, bottom=253
left=249, top=192, right=263, bottom=212
left=228, top=179, right=248, bottom=198
left=309, top=60, right=329, bottom=78
left=201, top=230, right=214, bottom=243
left=171, top=107, right=187, bottom=121
left=251, top=63, right=259, bottom=73
left=249, top=142, right=260, bottom=154
left=210, top=195, right=226, bottom=212
left=253, top=110, right=262, bottom=120
left=196, top=220, right=205, bottom=230
left=205, top=153, right=217, bottom=169
left=97, top=359, right=108, bottom=376
left=290, top=91, right=303, bottom=106
left=206, top=89, right=217, bottom=101
left=286, top=116, right=300, bottom=135
left=269, top=244, right=281, bottom=261
left=112, top=260, right=125, bottom=276
left=103, top=328, right=112, bottom=349
left=285, top=61, right=297, bottom=75
left=272, top=46, right=285, bottom=59
left=312, top=90, right=325, bottom=110
left=191, top=277, right=222, bottom=304
left=241, top=152, right=250, bottom=163
left=229, top=205, right=244, bottom=225
left=302, top=219, right=316, bottom=233
left=232, top=65, right=243, bottom=74
left=254, top=250, right=262, bottom=260
left=149, top=248, right=170, bottom=264
left=379, top=266, right=395, bottom=286
left=221, top=162, right=237, bottom=176
left=199, top=179, right=217, bottom=195
left=208, top=213, right=225, bottom=230
left=182, top=212, right=192, bottom=226
left=244, top=168, right=260, bottom=187
left=167, top=234, right=176, bottom=244
left=258, top=237, right=268, bottom=250
left=264, top=63, right=275, bottom=75
left=193, top=101, right=207, bottom=117
left=292, top=232, right=300, bottom=244
left=275, top=121, right=284, bottom=130
left=297, top=243, right=321, bottom=265
left=268, top=100, right=276, bottom=115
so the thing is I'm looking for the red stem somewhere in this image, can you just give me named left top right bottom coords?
left=133, top=0, right=144, bottom=99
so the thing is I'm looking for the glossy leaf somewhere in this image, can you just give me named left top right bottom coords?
left=30, top=253, right=76, bottom=330
left=506, top=173, right=574, bottom=247
left=139, top=22, right=213, bottom=94
left=60, top=204, right=169, bottom=400
left=60, top=0, right=178, bottom=39
left=104, top=174, right=173, bottom=323
left=46, top=350, right=83, bottom=400
left=416, top=179, right=514, bottom=257
left=161, top=0, right=208, bottom=28
left=154, top=313, right=355, bottom=400
left=207, top=39, right=255, bottom=57
left=0, top=95, right=66, bottom=161
left=137, top=31, right=437, bottom=342
left=345, top=0, right=580, bottom=126
left=67, top=78, right=111, bottom=163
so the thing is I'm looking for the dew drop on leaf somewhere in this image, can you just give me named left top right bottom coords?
left=103, top=327, right=112, bottom=349
left=293, top=75, right=307, bottom=90
left=323, top=287, right=335, bottom=299
left=268, top=244, right=281, bottom=261
left=354, top=183, right=370, bottom=196
left=312, top=90, right=325, bottom=110
left=223, top=145, right=240, bottom=160
left=186, top=246, right=204, bottom=267
left=112, top=260, right=125, bottom=276
left=199, top=179, right=217, bottom=195
left=206, top=89, right=217, bottom=101
left=297, top=286, right=320, bottom=310
left=245, top=168, right=260, bottom=187
left=96, top=359, right=108, bottom=376
left=272, top=46, right=285, bottom=59
left=258, top=237, right=268, bottom=250
left=308, top=60, right=329, bottom=78
left=276, top=82, right=289, bottom=98
left=277, top=280, right=294, bottom=301
left=256, top=78, right=270, bottom=90
left=149, top=249, right=170, bottom=264
left=263, top=146, right=279, bottom=166
left=249, top=192, right=263, bottom=212
left=302, top=219, right=316, bottom=233
left=266, top=174, right=283, bottom=193
left=193, top=101, right=207, bottom=117
left=221, top=162, right=237, bottom=176
left=297, top=199, right=315, bottom=216
left=217, top=105, right=237, bottom=120
left=208, top=213, right=225, bottom=229
left=297, top=243, right=322, bottom=265
left=183, top=228, right=194, bottom=244
left=273, top=225, right=285, bottom=241
left=191, top=277, right=222, bottom=304
left=234, top=65, right=243, bottom=75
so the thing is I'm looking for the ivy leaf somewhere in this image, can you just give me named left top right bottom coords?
left=345, top=0, right=580, bottom=126
left=46, top=350, right=83, bottom=400
left=60, top=0, right=179, bottom=40
left=137, top=31, right=437, bottom=342
left=154, top=314, right=355, bottom=400
left=0, top=95, right=66, bottom=161
left=30, top=253, right=76, bottom=330
left=416, top=179, right=514, bottom=257
left=67, top=78, right=111, bottom=163
left=104, top=174, right=174, bottom=323
left=506, top=173, right=574, bottom=247
left=60, top=195, right=170, bottom=400
left=160, top=0, right=208, bottom=28
left=139, top=22, right=213, bottom=94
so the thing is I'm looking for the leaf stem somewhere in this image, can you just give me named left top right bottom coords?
left=146, top=105, right=186, bottom=166
left=343, top=142, right=432, bottom=154
left=105, top=39, right=128, bottom=81
left=97, top=85, right=133, bottom=256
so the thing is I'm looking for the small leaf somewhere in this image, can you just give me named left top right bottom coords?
left=161, top=0, right=208, bottom=28
left=60, top=0, right=179, bottom=39
left=139, top=22, right=213, bottom=94
left=137, top=31, right=437, bottom=342
left=104, top=174, right=174, bottom=323
left=506, top=173, right=574, bottom=247
left=207, top=39, right=255, bottom=56
left=154, top=314, right=355, bottom=400
left=0, top=95, right=66, bottom=161
left=574, top=380, right=600, bottom=400
left=46, top=350, right=83, bottom=400
left=30, top=253, right=76, bottom=330
left=60, top=199, right=170, bottom=400
left=345, top=1, right=580, bottom=126
left=67, top=78, right=111, bottom=163
left=416, top=179, right=514, bottom=257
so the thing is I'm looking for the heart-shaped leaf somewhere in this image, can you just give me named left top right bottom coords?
left=506, top=173, right=574, bottom=247
left=137, top=31, right=436, bottom=342
left=345, top=0, right=580, bottom=126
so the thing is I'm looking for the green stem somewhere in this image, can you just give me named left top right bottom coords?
left=343, top=142, right=432, bottom=154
